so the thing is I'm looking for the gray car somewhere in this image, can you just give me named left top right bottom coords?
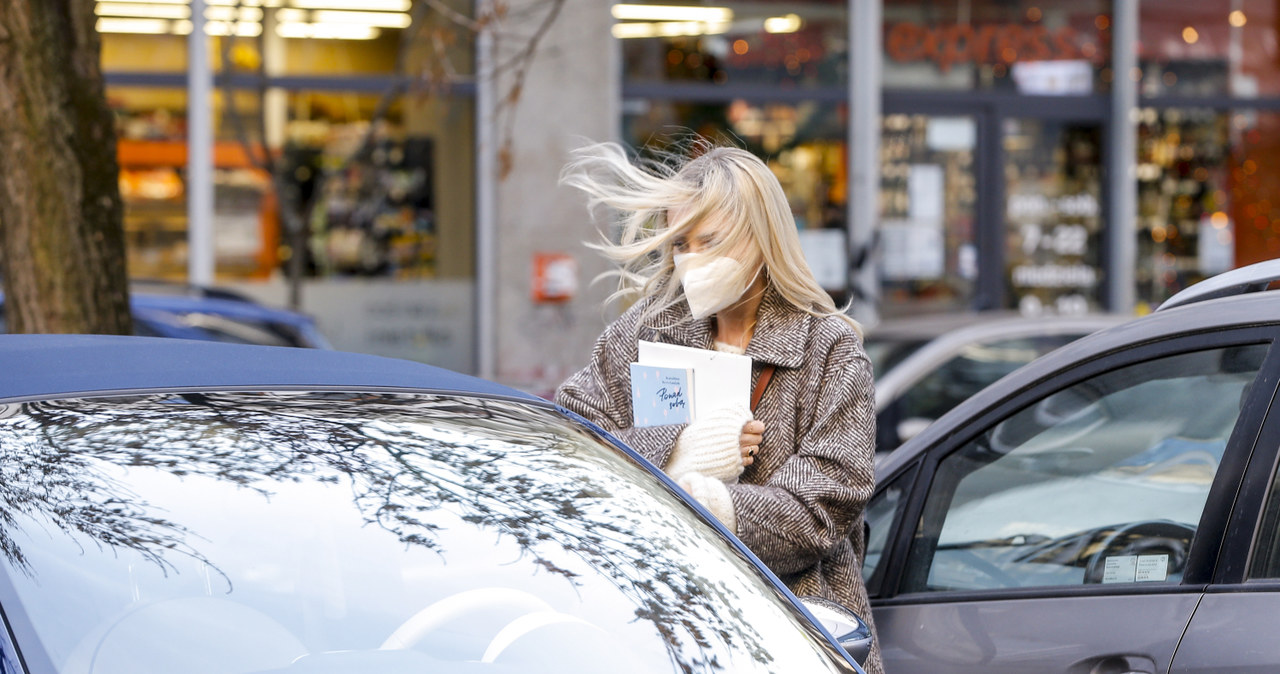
left=865, top=311, right=1127, bottom=453
left=863, top=258, right=1280, bottom=673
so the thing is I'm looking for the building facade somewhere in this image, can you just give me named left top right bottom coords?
left=97, top=0, right=1280, bottom=393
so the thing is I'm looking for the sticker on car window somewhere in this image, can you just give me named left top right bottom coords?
left=1101, top=554, right=1169, bottom=583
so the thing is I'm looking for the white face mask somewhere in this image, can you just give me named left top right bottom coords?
left=673, top=253, right=756, bottom=320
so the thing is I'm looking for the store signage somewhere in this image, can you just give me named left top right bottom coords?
left=1008, top=191, right=1100, bottom=316
left=885, top=22, right=1095, bottom=73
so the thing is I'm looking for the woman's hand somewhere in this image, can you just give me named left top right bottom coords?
left=740, top=419, right=764, bottom=467
left=666, top=405, right=753, bottom=482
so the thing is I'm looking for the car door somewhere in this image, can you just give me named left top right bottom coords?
left=865, top=328, right=1280, bottom=674
left=1169, top=378, right=1280, bottom=673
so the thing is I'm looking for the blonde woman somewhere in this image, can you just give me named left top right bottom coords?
left=556, top=140, right=882, bottom=674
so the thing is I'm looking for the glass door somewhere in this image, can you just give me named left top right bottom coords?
left=880, top=94, right=1108, bottom=318
left=877, top=112, right=981, bottom=316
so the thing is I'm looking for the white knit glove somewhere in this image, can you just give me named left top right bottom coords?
left=677, top=471, right=737, bottom=534
left=664, top=404, right=753, bottom=483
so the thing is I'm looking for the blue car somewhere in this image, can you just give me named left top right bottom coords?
left=0, top=335, right=868, bottom=674
left=0, top=282, right=330, bottom=348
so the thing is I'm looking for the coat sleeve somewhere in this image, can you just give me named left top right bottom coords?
left=554, top=319, right=686, bottom=469
left=727, top=332, right=876, bottom=575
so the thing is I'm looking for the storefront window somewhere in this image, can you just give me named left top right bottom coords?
left=1003, top=118, right=1104, bottom=315
left=878, top=114, right=977, bottom=315
left=113, top=88, right=471, bottom=284
left=101, top=33, right=187, bottom=73
left=96, top=4, right=433, bottom=77
left=1139, top=1, right=1280, bottom=98
left=618, top=1, right=848, bottom=88
left=883, top=0, right=1112, bottom=94
left=1135, top=107, right=1280, bottom=308
left=623, top=100, right=850, bottom=299
left=101, top=2, right=479, bottom=373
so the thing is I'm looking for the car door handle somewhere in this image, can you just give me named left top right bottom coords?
left=1069, top=654, right=1156, bottom=674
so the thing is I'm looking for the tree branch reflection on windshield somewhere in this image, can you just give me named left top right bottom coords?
left=0, top=392, right=784, bottom=672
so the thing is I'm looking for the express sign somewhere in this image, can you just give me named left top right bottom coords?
left=885, top=22, right=1101, bottom=73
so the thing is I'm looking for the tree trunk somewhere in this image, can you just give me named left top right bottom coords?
left=0, top=0, right=131, bottom=335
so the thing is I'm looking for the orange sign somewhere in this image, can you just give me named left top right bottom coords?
left=886, top=22, right=1097, bottom=73
left=532, top=252, right=578, bottom=303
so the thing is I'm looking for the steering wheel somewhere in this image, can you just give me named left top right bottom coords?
left=381, top=587, right=553, bottom=659
left=938, top=547, right=1024, bottom=589
left=1082, top=520, right=1196, bottom=584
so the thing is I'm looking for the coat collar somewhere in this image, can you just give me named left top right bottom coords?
left=646, top=284, right=809, bottom=369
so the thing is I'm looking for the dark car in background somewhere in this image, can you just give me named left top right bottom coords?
left=0, top=281, right=329, bottom=348
left=0, top=335, right=868, bottom=674
left=865, top=311, right=1127, bottom=453
left=862, top=259, right=1280, bottom=673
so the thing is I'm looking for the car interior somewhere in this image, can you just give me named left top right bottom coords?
left=898, top=342, right=1268, bottom=593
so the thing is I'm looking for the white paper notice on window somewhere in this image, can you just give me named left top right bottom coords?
left=881, top=219, right=944, bottom=281
left=797, top=228, right=847, bottom=291
left=1135, top=554, right=1170, bottom=582
left=1102, top=554, right=1169, bottom=583
left=908, top=164, right=944, bottom=223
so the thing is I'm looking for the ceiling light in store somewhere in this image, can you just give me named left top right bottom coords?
left=1182, top=25, right=1199, bottom=44
left=312, top=10, right=411, bottom=28
left=763, top=14, right=802, bottom=34
left=1229, top=10, right=1247, bottom=27
left=611, top=20, right=729, bottom=39
left=276, top=21, right=381, bottom=40
left=96, top=3, right=189, bottom=19
left=612, top=4, right=732, bottom=23
left=96, top=18, right=170, bottom=34
left=289, top=0, right=410, bottom=11
left=205, top=6, right=264, bottom=22
left=94, top=0, right=276, bottom=5
left=173, top=19, right=263, bottom=37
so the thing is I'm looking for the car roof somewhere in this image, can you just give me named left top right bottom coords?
left=876, top=290, right=1280, bottom=476
left=131, top=293, right=316, bottom=326
left=0, top=284, right=317, bottom=327
left=865, top=311, right=1124, bottom=341
left=0, top=334, right=541, bottom=404
left=868, top=312, right=1129, bottom=410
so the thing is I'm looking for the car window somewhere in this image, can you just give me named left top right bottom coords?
left=897, top=335, right=1084, bottom=423
left=1248, top=451, right=1280, bottom=579
left=863, top=468, right=914, bottom=593
left=901, top=343, right=1268, bottom=594
left=863, top=337, right=928, bottom=378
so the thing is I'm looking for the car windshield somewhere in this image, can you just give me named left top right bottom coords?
left=862, top=336, right=929, bottom=378
left=0, top=392, right=856, bottom=674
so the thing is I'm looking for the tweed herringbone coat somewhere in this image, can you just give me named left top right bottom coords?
left=556, top=285, right=883, bottom=674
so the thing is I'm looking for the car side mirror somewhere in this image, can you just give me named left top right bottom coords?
left=799, top=596, right=872, bottom=667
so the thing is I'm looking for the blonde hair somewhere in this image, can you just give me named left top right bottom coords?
left=561, top=138, right=862, bottom=337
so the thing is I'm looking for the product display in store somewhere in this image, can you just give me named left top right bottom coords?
left=306, top=137, right=436, bottom=279
left=112, top=94, right=441, bottom=282
left=1134, top=107, right=1231, bottom=308
left=1002, top=117, right=1103, bottom=316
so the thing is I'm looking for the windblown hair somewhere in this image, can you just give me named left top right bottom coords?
left=560, top=138, right=862, bottom=336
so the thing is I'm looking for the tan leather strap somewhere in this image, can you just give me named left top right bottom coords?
left=750, top=364, right=776, bottom=413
